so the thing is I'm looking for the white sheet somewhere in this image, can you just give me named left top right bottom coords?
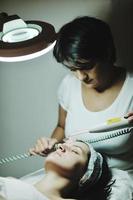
left=0, top=168, right=48, bottom=200
left=0, top=168, right=133, bottom=200
left=20, top=168, right=44, bottom=184
left=0, top=176, right=48, bottom=200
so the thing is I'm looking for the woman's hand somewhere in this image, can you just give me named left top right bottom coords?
left=124, top=112, right=133, bottom=124
left=29, top=137, right=58, bottom=156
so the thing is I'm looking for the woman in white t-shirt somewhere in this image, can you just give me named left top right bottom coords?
left=30, top=16, right=133, bottom=199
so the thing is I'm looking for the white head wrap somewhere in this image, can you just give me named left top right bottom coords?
left=79, top=143, right=103, bottom=187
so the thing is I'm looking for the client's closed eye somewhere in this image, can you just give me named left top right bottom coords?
left=72, top=149, right=79, bottom=154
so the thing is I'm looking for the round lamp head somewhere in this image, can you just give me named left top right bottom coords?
left=0, top=13, right=56, bottom=62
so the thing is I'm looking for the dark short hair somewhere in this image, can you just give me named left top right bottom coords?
left=53, top=16, right=116, bottom=69
left=75, top=155, right=114, bottom=200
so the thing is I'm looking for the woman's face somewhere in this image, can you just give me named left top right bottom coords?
left=45, top=140, right=90, bottom=179
left=64, top=60, right=112, bottom=91
left=74, top=64, right=112, bottom=91
left=74, top=65, right=101, bottom=89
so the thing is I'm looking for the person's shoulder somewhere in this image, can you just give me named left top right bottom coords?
left=61, top=73, right=78, bottom=85
left=126, top=69, right=133, bottom=80
left=109, top=169, right=133, bottom=200
left=58, top=73, right=77, bottom=96
left=111, top=168, right=132, bottom=181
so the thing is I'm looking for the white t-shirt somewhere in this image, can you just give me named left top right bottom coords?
left=58, top=71, right=133, bottom=171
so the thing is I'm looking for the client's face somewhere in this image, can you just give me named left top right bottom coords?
left=45, top=140, right=90, bottom=179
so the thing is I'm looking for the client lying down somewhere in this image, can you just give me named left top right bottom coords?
left=0, top=140, right=132, bottom=200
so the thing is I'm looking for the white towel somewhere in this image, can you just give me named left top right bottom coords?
left=108, top=169, right=133, bottom=200
left=0, top=177, right=48, bottom=200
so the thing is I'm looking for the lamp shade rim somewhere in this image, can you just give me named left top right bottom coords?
left=0, top=18, right=56, bottom=61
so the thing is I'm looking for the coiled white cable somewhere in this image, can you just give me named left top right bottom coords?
left=0, top=144, right=58, bottom=167
left=0, top=153, right=30, bottom=166
left=0, top=126, right=132, bottom=167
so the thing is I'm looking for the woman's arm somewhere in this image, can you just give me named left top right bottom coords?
left=29, top=105, right=67, bottom=156
left=51, top=105, right=67, bottom=141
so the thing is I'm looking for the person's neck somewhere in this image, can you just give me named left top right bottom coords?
left=106, top=65, right=125, bottom=87
left=96, top=65, right=126, bottom=92
left=34, top=171, right=74, bottom=200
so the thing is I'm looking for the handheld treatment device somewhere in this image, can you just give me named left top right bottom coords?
left=0, top=116, right=130, bottom=167
left=89, top=117, right=129, bottom=133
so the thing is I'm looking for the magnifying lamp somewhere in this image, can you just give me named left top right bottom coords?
left=0, top=13, right=56, bottom=62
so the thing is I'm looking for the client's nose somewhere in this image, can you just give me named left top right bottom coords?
left=57, top=144, right=66, bottom=152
